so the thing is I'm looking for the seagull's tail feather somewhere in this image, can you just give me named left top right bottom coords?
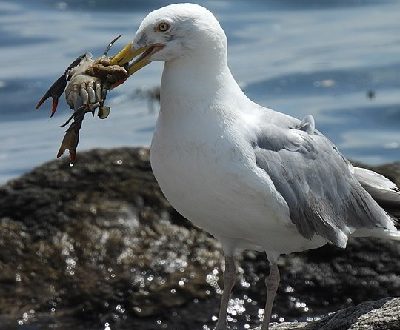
left=352, top=166, right=400, bottom=242
left=351, top=228, right=400, bottom=241
left=353, top=167, right=400, bottom=220
left=388, top=230, right=400, bottom=241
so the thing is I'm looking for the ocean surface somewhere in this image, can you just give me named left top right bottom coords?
left=0, top=0, right=399, bottom=184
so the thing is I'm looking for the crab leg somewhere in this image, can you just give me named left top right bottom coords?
left=35, top=75, right=67, bottom=117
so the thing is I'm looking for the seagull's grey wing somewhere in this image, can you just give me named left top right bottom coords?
left=254, top=122, right=390, bottom=248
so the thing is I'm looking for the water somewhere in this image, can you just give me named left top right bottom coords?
left=0, top=0, right=399, bottom=184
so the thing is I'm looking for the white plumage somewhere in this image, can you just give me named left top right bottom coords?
left=123, top=3, right=400, bottom=329
left=138, top=3, right=399, bottom=255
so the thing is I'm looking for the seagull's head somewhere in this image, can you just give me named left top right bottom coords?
left=111, top=3, right=227, bottom=74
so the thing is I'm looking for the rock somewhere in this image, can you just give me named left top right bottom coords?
left=268, top=297, right=400, bottom=330
left=0, top=148, right=223, bottom=329
left=0, top=147, right=399, bottom=329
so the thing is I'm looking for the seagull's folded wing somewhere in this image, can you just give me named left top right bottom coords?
left=254, top=124, right=394, bottom=248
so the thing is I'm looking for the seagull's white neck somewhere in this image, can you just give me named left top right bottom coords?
left=160, top=44, right=245, bottom=116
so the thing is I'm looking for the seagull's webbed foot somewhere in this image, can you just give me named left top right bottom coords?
left=215, top=255, right=237, bottom=330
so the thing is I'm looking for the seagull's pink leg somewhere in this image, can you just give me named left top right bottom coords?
left=215, top=255, right=236, bottom=330
left=261, top=263, right=280, bottom=330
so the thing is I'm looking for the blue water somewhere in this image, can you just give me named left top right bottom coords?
left=0, top=0, right=399, bottom=183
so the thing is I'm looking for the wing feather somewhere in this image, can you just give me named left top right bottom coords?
left=254, top=120, right=392, bottom=248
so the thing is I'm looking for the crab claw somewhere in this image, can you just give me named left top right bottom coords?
left=36, top=53, right=87, bottom=117
left=57, top=120, right=80, bottom=162
left=35, top=75, right=67, bottom=117
left=50, top=98, right=59, bottom=118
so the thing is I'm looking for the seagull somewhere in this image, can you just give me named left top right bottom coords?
left=74, top=3, right=400, bottom=329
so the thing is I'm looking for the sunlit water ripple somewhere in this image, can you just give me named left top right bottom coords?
left=1, top=0, right=399, bottom=183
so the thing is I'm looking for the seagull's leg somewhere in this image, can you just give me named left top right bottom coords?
left=261, top=262, right=280, bottom=330
left=215, top=255, right=237, bottom=330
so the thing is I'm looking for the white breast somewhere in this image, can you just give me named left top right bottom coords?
left=148, top=56, right=326, bottom=256
left=149, top=103, right=325, bottom=255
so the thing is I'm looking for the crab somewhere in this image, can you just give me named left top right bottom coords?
left=35, top=36, right=131, bottom=162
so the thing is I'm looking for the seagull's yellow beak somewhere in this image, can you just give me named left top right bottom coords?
left=110, top=42, right=164, bottom=76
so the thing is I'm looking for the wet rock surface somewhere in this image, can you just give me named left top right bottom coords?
left=0, top=148, right=399, bottom=330
left=269, top=297, right=400, bottom=330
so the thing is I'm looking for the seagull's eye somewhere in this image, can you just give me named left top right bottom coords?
left=157, top=22, right=170, bottom=32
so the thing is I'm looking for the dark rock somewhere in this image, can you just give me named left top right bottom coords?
left=0, top=147, right=399, bottom=329
left=269, top=297, right=400, bottom=329
left=0, top=148, right=223, bottom=329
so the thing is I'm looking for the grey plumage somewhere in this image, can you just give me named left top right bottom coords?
left=297, top=114, right=315, bottom=134
left=354, top=167, right=400, bottom=205
left=254, top=115, right=392, bottom=248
